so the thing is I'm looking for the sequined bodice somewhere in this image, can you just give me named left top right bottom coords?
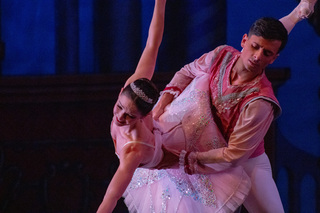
left=158, top=73, right=227, bottom=153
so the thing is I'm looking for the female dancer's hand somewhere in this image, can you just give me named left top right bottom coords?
left=152, top=93, right=174, bottom=120
left=299, top=0, right=316, bottom=19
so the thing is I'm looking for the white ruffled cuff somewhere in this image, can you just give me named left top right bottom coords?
left=160, top=86, right=182, bottom=98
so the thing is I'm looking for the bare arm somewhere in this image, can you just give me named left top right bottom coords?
left=280, top=0, right=317, bottom=34
left=152, top=92, right=174, bottom=120
left=97, top=145, right=144, bottom=213
left=124, top=0, right=166, bottom=87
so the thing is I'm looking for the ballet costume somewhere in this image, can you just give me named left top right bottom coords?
left=123, top=73, right=251, bottom=213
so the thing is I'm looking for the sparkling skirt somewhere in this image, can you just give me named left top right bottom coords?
left=123, top=166, right=250, bottom=213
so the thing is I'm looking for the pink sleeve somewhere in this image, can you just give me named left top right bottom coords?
left=198, top=100, right=274, bottom=166
left=165, top=46, right=225, bottom=92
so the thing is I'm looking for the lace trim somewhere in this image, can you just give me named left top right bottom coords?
left=160, top=86, right=182, bottom=98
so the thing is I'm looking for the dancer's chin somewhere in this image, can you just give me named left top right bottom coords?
left=114, top=117, right=126, bottom=126
left=248, top=60, right=260, bottom=70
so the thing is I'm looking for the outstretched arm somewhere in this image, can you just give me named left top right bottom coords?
left=124, top=0, right=166, bottom=87
left=280, top=0, right=317, bottom=34
left=97, top=145, right=144, bottom=213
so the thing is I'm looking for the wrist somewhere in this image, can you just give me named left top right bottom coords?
left=196, top=151, right=204, bottom=164
left=179, top=150, right=192, bottom=174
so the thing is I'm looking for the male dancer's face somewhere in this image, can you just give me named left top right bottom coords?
left=240, top=34, right=281, bottom=74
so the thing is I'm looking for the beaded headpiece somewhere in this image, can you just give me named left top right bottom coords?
left=130, top=82, right=154, bottom=104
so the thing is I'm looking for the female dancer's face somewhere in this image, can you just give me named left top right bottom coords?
left=113, top=94, right=143, bottom=127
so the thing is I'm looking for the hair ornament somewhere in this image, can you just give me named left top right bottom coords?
left=130, top=82, right=154, bottom=104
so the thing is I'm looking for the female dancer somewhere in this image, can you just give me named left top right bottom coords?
left=97, top=0, right=251, bottom=212
left=96, top=0, right=166, bottom=212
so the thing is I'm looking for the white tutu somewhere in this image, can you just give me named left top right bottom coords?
left=124, top=166, right=250, bottom=213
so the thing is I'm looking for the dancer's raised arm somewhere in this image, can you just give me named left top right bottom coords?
left=280, top=0, right=317, bottom=33
left=124, top=0, right=166, bottom=87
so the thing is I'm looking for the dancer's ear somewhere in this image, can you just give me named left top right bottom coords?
left=240, top=34, right=248, bottom=49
